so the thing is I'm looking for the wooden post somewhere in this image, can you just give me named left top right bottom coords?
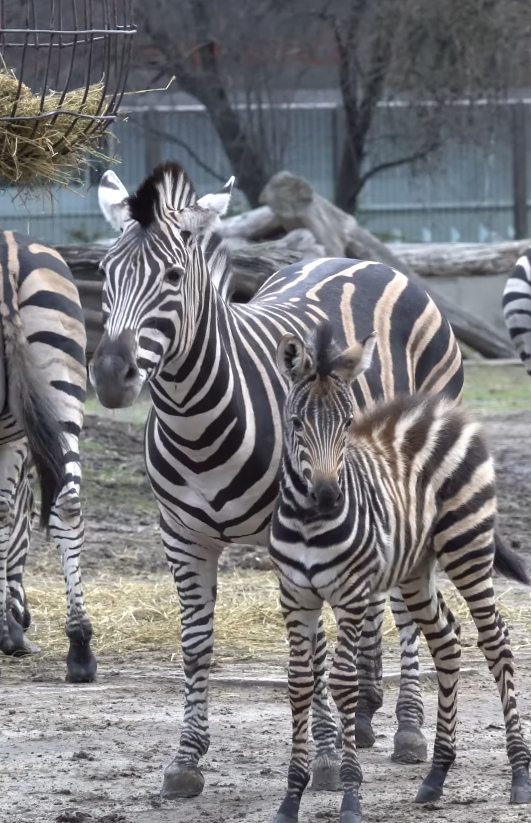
left=512, top=101, right=528, bottom=239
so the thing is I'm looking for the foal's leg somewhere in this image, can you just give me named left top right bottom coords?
left=329, top=599, right=369, bottom=823
left=441, top=556, right=531, bottom=803
left=310, top=614, right=341, bottom=791
left=390, top=587, right=428, bottom=763
left=274, top=597, right=322, bottom=823
left=160, top=524, right=221, bottom=800
left=6, top=460, right=35, bottom=634
left=399, top=571, right=462, bottom=803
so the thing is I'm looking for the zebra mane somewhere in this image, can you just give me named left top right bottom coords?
left=311, top=322, right=344, bottom=378
left=203, top=231, right=234, bottom=302
left=127, top=162, right=197, bottom=228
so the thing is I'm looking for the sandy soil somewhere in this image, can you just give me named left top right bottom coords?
left=2, top=409, right=531, bottom=823
left=2, top=656, right=531, bottom=823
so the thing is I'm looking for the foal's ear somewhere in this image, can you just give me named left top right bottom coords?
left=277, top=334, right=314, bottom=382
left=334, top=332, right=377, bottom=383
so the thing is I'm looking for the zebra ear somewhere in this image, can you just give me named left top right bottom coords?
left=277, top=334, right=314, bottom=382
left=178, top=177, right=234, bottom=236
left=335, top=332, right=377, bottom=382
left=98, top=170, right=130, bottom=232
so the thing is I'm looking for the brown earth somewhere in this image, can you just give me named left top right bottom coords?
left=1, top=410, right=531, bottom=823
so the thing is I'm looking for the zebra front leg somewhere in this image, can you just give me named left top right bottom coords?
left=49, top=435, right=95, bottom=683
left=274, top=597, right=321, bottom=823
left=310, top=614, right=341, bottom=792
left=389, top=587, right=427, bottom=764
left=161, top=530, right=220, bottom=799
left=329, top=601, right=369, bottom=823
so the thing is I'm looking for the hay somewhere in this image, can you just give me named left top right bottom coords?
left=0, top=66, right=114, bottom=189
left=22, top=571, right=531, bottom=664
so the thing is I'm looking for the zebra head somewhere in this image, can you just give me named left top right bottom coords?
left=277, top=322, right=377, bottom=514
left=90, top=163, right=234, bottom=408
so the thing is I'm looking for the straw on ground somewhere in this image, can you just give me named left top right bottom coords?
left=22, top=571, right=531, bottom=664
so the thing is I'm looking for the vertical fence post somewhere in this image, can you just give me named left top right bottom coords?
left=512, top=101, right=528, bottom=239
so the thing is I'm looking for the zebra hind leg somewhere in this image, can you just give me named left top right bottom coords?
left=454, top=575, right=531, bottom=803
left=399, top=574, right=461, bottom=804
left=310, top=614, right=341, bottom=792
left=389, top=587, right=428, bottom=764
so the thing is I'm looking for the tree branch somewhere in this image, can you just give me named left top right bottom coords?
left=357, top=140, right=441, bottom=190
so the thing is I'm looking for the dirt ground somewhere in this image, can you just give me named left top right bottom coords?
left=1, top=409, right=531, bottom=823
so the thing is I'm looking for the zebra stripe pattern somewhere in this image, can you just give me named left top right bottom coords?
left=0, top=231, right=95, bottom=682
left=269, top=322, right=531, bottom=822
left=91, top=163, right=463, bottom=798
left=503, top=249, right=531, bottom=375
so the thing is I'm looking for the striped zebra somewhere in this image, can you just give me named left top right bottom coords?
left=503, top=249, right=531, bottom=375
left=90, top=162, right=464, bottom=799
left=0, top=231, right=95, bottom=682
left=269, top=322, right=531, bottom=822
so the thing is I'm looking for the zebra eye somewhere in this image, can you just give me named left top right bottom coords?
left=292, top=417, right=303, bottom=431
left=165, top=266, right=184, bottom=284
left=345, top=417, right=353, bottom=429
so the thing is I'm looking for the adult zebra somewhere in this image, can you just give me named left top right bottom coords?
left=0, top=232, right=95, bottom=682
left=91, top=162, right=464, bottom=799
left=503, top=248, right=531, bottom=376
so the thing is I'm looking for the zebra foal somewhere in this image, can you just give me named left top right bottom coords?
left=503, top=248, right=531, bottom=376
left=269, top=322, right=531, bottom=823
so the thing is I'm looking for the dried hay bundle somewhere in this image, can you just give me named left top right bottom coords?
left=21, top=571, right=531, bottom=664
left=0, top=66, right=115, bottom=189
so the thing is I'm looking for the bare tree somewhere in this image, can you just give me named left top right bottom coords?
left=314, top=0, right=531, bottom=212
left=134, top=0, right=305, bottom=206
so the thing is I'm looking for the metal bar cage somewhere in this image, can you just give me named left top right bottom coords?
left=0, top=0, right=136, bottom=145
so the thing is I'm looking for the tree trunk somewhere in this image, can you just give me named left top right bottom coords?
left=334, top=137, right=362, bottom=214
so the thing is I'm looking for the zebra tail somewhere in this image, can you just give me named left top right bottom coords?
left=3, top=317, right=67, bottom=530
left=493, top=532, right=530, bottom=586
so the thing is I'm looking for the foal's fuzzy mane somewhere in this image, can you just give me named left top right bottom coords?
left=312, top=321, right=350, bottom=379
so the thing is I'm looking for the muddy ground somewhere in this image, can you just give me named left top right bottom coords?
left=1, top=409, right=531, bottom=823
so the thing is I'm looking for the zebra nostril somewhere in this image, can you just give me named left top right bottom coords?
left=124, top=365, right=138, bottom=383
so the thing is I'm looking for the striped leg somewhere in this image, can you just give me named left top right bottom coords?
left=0, top=437, right=31, bottom=657
left=310, top=615, right=341, bottom=791
left=49, top=430, right=95, bottom=683
left=161, top=526, right=220, bottom=799
left=274, top=592, right=322, bottom=823
left=441, top=558, right=531, bottom=803
left=328, top=599, right=368, bottom=823
left=389, top=588, right=428, bottom=763
left=6, top=460, right=35, bottom=633
left=398, top=570, right=462, bottom=804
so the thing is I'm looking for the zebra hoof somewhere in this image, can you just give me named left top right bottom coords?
left=392, top=725, right=427, bottom=763
left=66, top=641, right=97, bottom=683
left=510, top=769, right=531, bottom=804
left=414, top=766, right=447, bottom=804
left=161, top=762, right=205, bottom=798
left=355, top=714, right=376, bottom=749
left=311, top=750, right=342, bottom=791
left=340, top=791, right=362, bottom=823
left=273, top=795, right=300, bottom=823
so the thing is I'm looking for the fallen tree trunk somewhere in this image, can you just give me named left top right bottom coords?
left=219, top=205, right=282, bottom=240
left=260, top=171, right=514, bottom=359
left=389, top=240, right=531, bottom=278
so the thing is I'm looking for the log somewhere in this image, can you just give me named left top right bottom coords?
left=389, top=241, right=531, bottom=278
left=219, top=205, right=282, bottom=240
left=260, top=171, right=514, bottom=359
